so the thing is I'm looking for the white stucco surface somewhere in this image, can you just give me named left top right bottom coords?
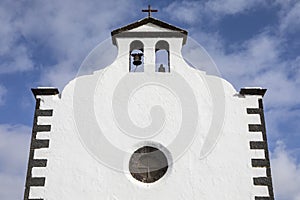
left=29, top=23, right=268, bottom=199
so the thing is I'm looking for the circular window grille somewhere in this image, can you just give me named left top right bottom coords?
left=129, top=146, right=168, bottom=183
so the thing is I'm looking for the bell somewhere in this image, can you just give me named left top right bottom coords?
left=131, top=53, right=143, bottom=66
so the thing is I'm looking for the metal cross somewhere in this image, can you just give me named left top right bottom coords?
left=142, top=5, right=158, bottom=17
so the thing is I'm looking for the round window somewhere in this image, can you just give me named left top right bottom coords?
left=129, top=146, right=168, bottom=183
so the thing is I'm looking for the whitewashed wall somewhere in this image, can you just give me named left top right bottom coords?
left=29, top=24, right=268, bottom=199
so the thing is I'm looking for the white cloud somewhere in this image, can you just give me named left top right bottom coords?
left=0, top=45, right=34, bottom=74
left=0, top=1, right=34, bottom=74
left=41, top=60, right=79, bottom=89
left=199, top=32, right=277, bottom=82
left=0, top=85, right=7, bottom=106
left=264, top=106, right=300, bottom=146
left=164, top=1, right=203, bottom=24
left=0, top=173, right=25, bottom=200
left=275, top=0, right=295, bottom=8
left=164, top=0, right=266, bottom=25
left=279, top=1, right=300, bottom=33
left=271, top=141, right=300, bottom=200
left=0, top=124, right=31, bottom=200
left=205, top=0, right=262, bottom=15
left=189, top=29, right=300, bottom=110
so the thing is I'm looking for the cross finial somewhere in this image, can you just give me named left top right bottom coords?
left=142, top=5, right=158, bottom=18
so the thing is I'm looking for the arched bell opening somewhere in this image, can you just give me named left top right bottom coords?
left=155, top=40, right=170, bottom=73
left=129, top=40, right=144, bottom=72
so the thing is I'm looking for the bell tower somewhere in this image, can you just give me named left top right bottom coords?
left=111, top=16, right=187, bottom=74
left=24, top=9, right=275, bottom=200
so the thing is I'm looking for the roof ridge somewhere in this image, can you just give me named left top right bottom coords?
left=111, top=17, right=188, bottom=36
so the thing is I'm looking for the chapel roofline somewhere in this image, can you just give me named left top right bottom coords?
left=111, top=17, right=188, bottom=45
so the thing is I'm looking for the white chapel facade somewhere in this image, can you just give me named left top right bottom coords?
left=24, top=11, right=275, bottom=200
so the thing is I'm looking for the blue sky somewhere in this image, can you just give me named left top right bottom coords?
left=0, top=0, right=299, bottom=199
